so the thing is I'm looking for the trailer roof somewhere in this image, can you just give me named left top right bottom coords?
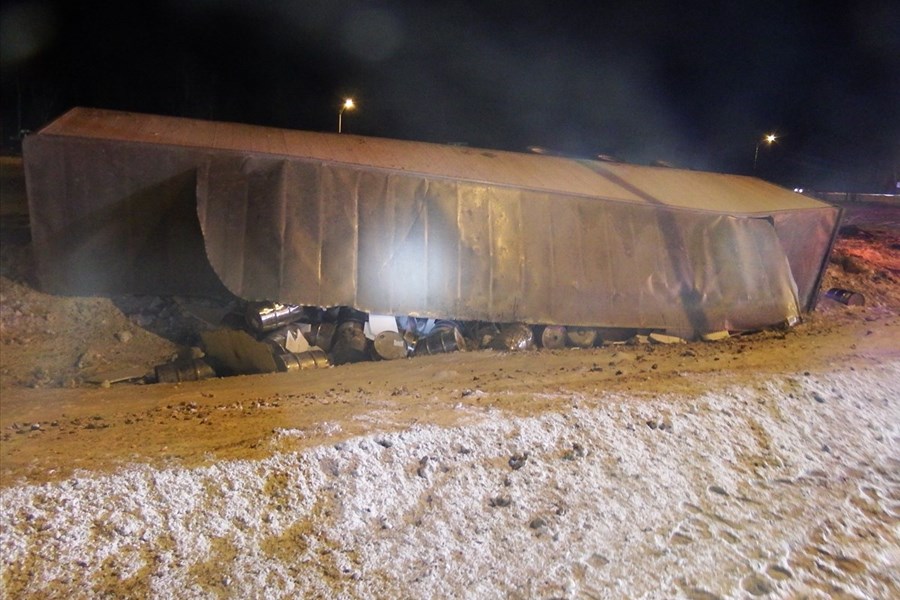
left=39, top=107, right=827, bottom=214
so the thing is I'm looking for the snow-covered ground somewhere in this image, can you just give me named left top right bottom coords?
left=3, top=362, right=898, bottom=599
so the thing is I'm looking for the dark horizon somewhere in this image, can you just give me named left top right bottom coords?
left=2, top=0, right=898, bottom=192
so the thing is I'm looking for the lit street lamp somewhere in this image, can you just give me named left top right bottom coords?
left=753, top=133, right=777, bottom=171
left=338, top=98, right=355, bottom=133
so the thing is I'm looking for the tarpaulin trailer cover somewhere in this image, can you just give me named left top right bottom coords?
left=23, top=107, right=841, bottom=339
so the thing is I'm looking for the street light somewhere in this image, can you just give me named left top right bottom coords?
left=338, top=98, right=355, bottom=133
left=753, top=133, right=777, bottom=171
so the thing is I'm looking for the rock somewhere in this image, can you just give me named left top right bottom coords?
left=648, top=419, right=673, bottom=432
left=813, top=392, right=826, bottom=403
left=587, top=553, right=610, bottom=568
left=417, top=456, right=430, bottom=478
left=489, top=495, right=511, bottom=508
left=529, top=517, right=546, bottom=529
left=741, top=573, right=773, bottom=596
left=563, top=443, right=586, bottom=460
left=841, top=255, right=870, bottom=274
left=115, top=330, right=133, bottom=343
left=131, top=313, right=155, bottom=327
left=75, top=352, right=94, bottom=369
left=509, top=453, right=529, bottom=470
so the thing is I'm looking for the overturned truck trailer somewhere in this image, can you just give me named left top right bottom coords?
left=24, top=108, right=841, bottom=340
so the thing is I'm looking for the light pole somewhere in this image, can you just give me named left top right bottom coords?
left=338, top=98, right=355, bottom=133
left=753, top=133, right=777, bottom=171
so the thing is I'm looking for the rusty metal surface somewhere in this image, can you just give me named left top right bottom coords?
left=35, top=107, right=830, bottom=212
left=24, top=107, right=841, bottom=338
left=194, top=155, right=807, bottom=337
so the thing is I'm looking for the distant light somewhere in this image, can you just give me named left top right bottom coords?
left=753, top=132, right=778, bottom=171
left=794, top=188, right=804, bottom=193
left=338, top=98, right=356, bottom=133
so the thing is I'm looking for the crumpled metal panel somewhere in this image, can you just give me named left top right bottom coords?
left=770, top=209, right=842, bottom=312
left=23, top=107, right=841, bottom=338
left=23, top=135, right=229, bottom=296
left=196, top=155, right=803, bottom=337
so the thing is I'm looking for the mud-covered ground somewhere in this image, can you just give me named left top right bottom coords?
left=1, top=156, right=898, bottom=598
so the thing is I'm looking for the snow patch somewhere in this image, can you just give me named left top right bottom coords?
left=2, top=363, right=899, bottom=598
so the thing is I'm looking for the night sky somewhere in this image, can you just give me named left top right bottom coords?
left=2, top=0, right=898, bottom=191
